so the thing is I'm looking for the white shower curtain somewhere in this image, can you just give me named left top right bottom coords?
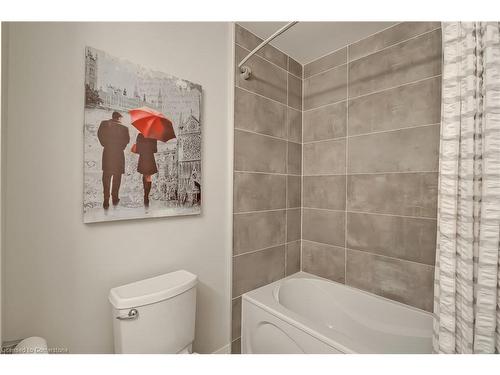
left=433, top=22, right=500, bottom=354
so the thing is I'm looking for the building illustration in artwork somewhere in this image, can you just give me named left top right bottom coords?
left=83, top=46, right=202, bottom=223
left=85, top=48, right=98, bottom=89
left=177, top=113, right=202, bottom=206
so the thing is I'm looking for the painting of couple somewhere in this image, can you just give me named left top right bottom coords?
left=83, top=46, right=202, bottom=223
left=98, top=109, right=172, bottom=209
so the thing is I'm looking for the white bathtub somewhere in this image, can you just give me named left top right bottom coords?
left=241, top=272, right=433, bottom=354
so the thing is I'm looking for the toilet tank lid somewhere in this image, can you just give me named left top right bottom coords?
left=109, top=270, right=197, bottom=309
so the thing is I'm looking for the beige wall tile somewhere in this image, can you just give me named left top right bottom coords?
left=235, top=87, right=286, bottom=138
left=287, top=141, right=302, bottom=175
left=233, top=210, right=286, bottom=255
left=303, top=175, right=346, bottom=210
left=347, top=172, right=438, bottom=218
left=346, top=249, right=435, bottom=311
left=235, top=24, right=288, bottom=69
left=287, top=175, right=301, bottom=208
left=236, top=45, right=287, bottom=104
left=348, top=76, right=441, bottom=135
left=287, top=107, right=302, bottom=143
left=346, top=212, right=437, bottom=265
left=349, top=22, right=441, bottom=61
left=232, top=297, right=242, bottom=340
left=234, top=130, right=287, bottom=173
left=232, top=21, right=442, bottom=314
left=288, top=57, right=303, bottom=78
left=303, top=139, right=345, bottom=175
left=232, top=245, right=285, bottom=297
left=302, top=241, right=345, bottom=283
left=347, top=125, right=440, bottom=173
left=303, top=101, right=347, bottom=142
left=287, top=208, right=301, bottom=242
left=231, top=338, right=241, bottom=354
left=286, top=241, right=301, bottom=275
left=304, top=47, right=347, bottom=78
left=302, top=208, right=345, bottom=247
left=288, top=73, right=302, bottom=110
left=348, top=29, right=442, bottom=98
left=304, top=64, right=347, bottom=110
left=234, top=172, right=286, bottom=213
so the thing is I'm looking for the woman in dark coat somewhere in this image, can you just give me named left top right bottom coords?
left=136, top=133, right=158, bottom=206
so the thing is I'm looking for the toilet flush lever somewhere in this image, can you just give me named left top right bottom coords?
left=116, top=308, right=139, bottom=321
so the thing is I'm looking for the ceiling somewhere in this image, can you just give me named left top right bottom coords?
left=238, top=22, right=397, bottom=64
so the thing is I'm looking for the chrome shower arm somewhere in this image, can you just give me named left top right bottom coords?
left=238, top=21, right=298, bottom=80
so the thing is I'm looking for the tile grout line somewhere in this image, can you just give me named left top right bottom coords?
left=233, top=208, right=291, bottom=215
left=235, top=42, right=302, bottom=80
left=303, top=136, right=347, bottom=145
left=237, top=23, right=440, bottom=98
left=344, top=44, right=349, bottom=285
left=235, top=85, right=299, bottom=112
left=302, top=207, right=438, bottom=220
left=237, top=22, right=438, bottom=73
left=235, top=127, right=301, bottom=144
left=289, top=122, right=440, bottom=146
left=234, top=243, right=288, bottom=259
left=346, top=247, right=436, bottom=269
left=231, top=336, right=241, bottom=350
left=301, top=239, right=436, bottom=269
left=348, top=74, right=442, bottom=102
left=302, top=44, right=347, bottom=68
left=236, top=41, right=289, bottom=74
left=302, top=24, right=440, bottom=78
left=284, top=69, right=289, bottom=277
left=300, top=22, right=403, bottom=66
left=234, top=170, right=300, bottom=177
left=235, top=23, right=303, bottom=79
left=346, top=122, right=440, bottom=139
left=304, top=61, right=348, bottom=81
left=231, top=28, right=238, bottom=349
left=347, top=26, right=442, bottom=64
left=303, top=48, right=347, bottom=77
left=300, top=56, right=304, bottom=273
left=304, top=27, right=441, bottom=81
left=303, top=74, right=442, bottom=113
left=303, top=122, right=440, bottom=145
left=302, top=239, right=345, bottom=250
left=340, top=22, right=404, bottom=55
left=303, top=97, right=347, bottom=113
left=303, top=170, right=439, bottom=176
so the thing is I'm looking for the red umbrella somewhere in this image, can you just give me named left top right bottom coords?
left=128, top=107, right=176, bottom=142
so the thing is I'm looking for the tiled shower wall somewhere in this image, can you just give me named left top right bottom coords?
left=232, top=22, right=442, bottom=354
left=232, top=24, right=303, bottom=353
left=301, top=22, right=442, bottom=312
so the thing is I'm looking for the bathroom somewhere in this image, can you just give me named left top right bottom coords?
left=1, top=0, right=500, bottom=373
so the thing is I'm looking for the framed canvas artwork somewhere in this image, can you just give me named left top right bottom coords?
left=83, top=47, right=202, bottom=223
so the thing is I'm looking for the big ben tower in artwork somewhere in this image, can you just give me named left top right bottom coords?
left=85, top=47, right=98, bottom=90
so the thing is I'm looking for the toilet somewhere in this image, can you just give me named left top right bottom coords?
left=11, top=337, right=48, bottom=354
left=108, top=269, right=197, bottom=354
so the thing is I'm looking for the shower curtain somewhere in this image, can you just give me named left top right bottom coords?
left=433, top=22, right=500, bottom=354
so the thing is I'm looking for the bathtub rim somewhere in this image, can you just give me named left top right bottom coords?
left=242, top=271, right=433, bottom=354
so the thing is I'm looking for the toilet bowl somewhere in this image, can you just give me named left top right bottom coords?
left=109, top=269, right=198, bottom=354
left=12, top=337, right=48, bottom=354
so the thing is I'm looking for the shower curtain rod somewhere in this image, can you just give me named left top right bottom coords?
left=238, top=21, right=299, bottom=80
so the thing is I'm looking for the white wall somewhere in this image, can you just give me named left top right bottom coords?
left=2, top=22, right=232, bottom=353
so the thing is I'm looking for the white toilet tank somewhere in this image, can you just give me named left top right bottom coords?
left=109, top=270, right=197, bottom=354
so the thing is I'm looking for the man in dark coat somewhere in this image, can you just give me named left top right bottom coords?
left=97, top=111, right=130, bottom=209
